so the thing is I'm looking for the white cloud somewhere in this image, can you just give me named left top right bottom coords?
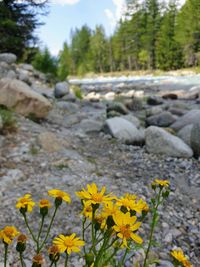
left=104, top=0, right=126, bottom=32
left=51, top=0, right=80, bottom=5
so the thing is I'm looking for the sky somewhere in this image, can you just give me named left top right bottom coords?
left=37, top=0, right=126, bottom=56
left=37, top=0, right=186, bottom=56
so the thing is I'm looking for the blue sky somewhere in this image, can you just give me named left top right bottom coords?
left=37, top=0, right=126, bottom=55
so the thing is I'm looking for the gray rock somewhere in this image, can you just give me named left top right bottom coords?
left=18, top=69, right=30, bottom=83
left=168, top=107, right=187, bottom=116
left=177, top=124, right=193, bottom=146
left=19, top=63, right=34, bottom=71
left=62, top=91, right=76, bottom=102
left=146, top=106, right=163, bottom=117
left=147, top=96, right=163, bottom=105
left=56, top=101, right=79, bottom=113
left=0, top=53, right=17, bottom=64
left=54, top=81, right=70, bottom=98
left=78, top=119, right=103, bottom=133
left=6, top=70, right=17, bottom=79
left=104, top=117, right=145, bottom=145
left=121, top=114, right=140, bottom=128
left=145, top=126, right=193, bottom=158
left=191, top=122, right=200, bottom=158
left=146, top=112, right=176, bottom=127
left=157, top=260, right=174, bottom=267
left=171, top=109, right=200, bottom=131
left=106, top=102, right=128, bottom=115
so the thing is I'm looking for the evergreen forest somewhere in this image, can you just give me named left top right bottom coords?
left=1, top=0, right=200, bottom=79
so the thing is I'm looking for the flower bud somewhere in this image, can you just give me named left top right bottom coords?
left=16, top=234, right=27, bottom=253
left=48, top=245, right=60, bottom=263
left=55, top=197, right=62, bottom=207
left=32, top=254, right=44, bottom=267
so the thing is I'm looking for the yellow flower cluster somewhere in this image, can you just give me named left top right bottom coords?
left=171, top=249, right=193, bottom=267
left=0, top=226, right=19, bottom=244
left=76, top=183, right=148, bottom=247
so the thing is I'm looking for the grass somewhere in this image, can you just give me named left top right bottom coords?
left=70, top=85, right=83, bottom=99
left=0, top=105, right=17, bottom=134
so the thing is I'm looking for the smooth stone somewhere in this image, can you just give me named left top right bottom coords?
left=177, top=124, right=193, bottom=146
left=146, top=112, right=176, bottom=127
left=145, top=126, right=193, bottom=158
left=191, top=122, right=200, bottom=158
left=54, top=81, right=70, bottom=98
left=171, top=109, right=200, bottom=131
left=0, top=53, right=17, bottom=64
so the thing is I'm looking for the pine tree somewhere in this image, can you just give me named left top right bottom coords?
left=0, top=0, right=48, bottom=59
left=156, top=0, right=182, bottom=70
left=176, top=0, right=200, bottom=66
left=57, top=42, right=72, bottom=80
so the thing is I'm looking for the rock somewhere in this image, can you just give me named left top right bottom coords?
left=162, top=93, right=178, bottom=100
left=62, top=92, right=76, bottom=102
left=157, top=260, right=174, bottom=267
left=54, top=81, right=70, bottom=98
left=146, top=106, right=163, bottom=117
left=147, top=96, right=163, bottom=105
left=125, top=97, right=143, bottom=111
left=145, top=126, right=193, bottom=158
left=106, top=102, right=129, bottom=115
left=107, top=110, right=122, bottom=118
left=18, top=69, right=30, bottom=83
left=168, top=107, right=187, bottom=116
left=56, top=101, right=79, bottom=113
left=6, top=70, right=17, bottom=79
left=78, top=119, right=103, bottom=133
left=191, top=122, right=200, bottom=158
left=104, top=117, right=145, bottom=145
left=171, top=110, right=200, bottom=131
left=121, top=114, right=140, bottom=128
left=146, top=112, right=176, bottom=127
left=19, top=63, right=34, bottom=71
left=0, top=78, right=52, bottom=118
left=177, top=124, right=193, bottom=146
left=37, top=132, right=66, bottom=152
left=0, top=53, right=17, bottom=64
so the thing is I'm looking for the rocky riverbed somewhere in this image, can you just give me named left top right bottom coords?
left=0, top=53, right=200, bottom=266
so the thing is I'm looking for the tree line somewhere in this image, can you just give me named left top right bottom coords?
left=1, top=0, right=200, bottom=80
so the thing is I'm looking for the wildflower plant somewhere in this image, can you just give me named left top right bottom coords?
left=0, top=180, right=193, bottom=267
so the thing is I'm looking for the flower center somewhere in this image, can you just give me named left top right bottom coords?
left=120, top=224, right=131, bottom=239
left=92, top=193, right=103, bottom=202
left=64, top=239, right=74, bottom=248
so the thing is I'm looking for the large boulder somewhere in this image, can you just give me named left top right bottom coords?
left=54, top=81, right=70, bottom=98
left=171, top=110, right=200, bottom=131
left=145, top=126, right=193, bottom=158
left=0, top=78, right=51, bottom=118
left=146, top=111, right=176, bottom=127
left=0, top=53, right=17, bottom=64
left=106, top=102, right=129, bottom=115
left=177, top=124, right=193, bottom=146
left=190, top=122, right=200, bottom=158
left=104, top=117, right=144, bottom=145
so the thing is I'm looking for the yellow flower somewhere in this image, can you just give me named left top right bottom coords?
left=81, top=201, right=93, bottom=219
left=48, top=189, right=71, bottom=203
left=116, top=193, right=137, bottom=211
left=171, top=249, right=193, bottom=267
left=16, top=194, right=35, bottom=212
left=76, top=183, right=114, bottom=205
left=39, top=199, right=52, bottom=208
left=0, top=226, right=19, bottom=244
left=116, top=194, right=148, bottom=214
left=113, top=211, right=143, bottom=247
left=53, top=233, right=85, bottom=254
left=152, top=179, right=170, bottom=188
left=102, top=201, right=119, bottom=218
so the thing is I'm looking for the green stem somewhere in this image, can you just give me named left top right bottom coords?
left=103, top=242, right=123, bottom=266
left=64, top=253, right=68, bottom=267
left=37, top=215, right=45, bottom=252
left=82, top=217, right=86, bottom=254
left=91, top=209, right=97, bottom=255
left=38, top=206, right=58, bottom=252
left=4, top=243, right=8, bottom=267
left=23, top=213, right=37, bottom=244
left=143, top=188, right=162, bottom=267
left=119, top=247, right=129, bottom=267
left=49, top=262, right=54, bottom=267
left=94, top=230, right=111, bottom=267
left=19, top=253, right=25, bottom=267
